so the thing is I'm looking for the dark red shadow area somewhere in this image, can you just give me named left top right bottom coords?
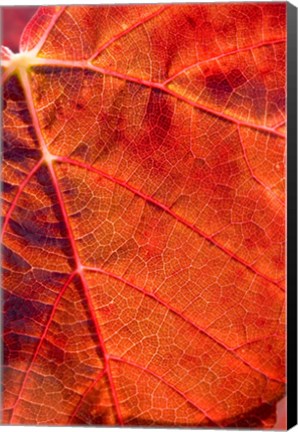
left=2, top=7, right=38, bottom=52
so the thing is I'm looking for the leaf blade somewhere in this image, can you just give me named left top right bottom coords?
left=2, top=3, right=286, bottom=426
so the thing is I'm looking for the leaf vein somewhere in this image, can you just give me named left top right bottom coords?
left=56, top=156, right=283, bottom=290
left=84, top=265, right=285, bottom=384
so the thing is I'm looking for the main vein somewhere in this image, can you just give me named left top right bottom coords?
left=16, top=67, right=124, bottom=426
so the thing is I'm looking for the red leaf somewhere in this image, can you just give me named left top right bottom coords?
left=1, top=4, right=286, bottom=427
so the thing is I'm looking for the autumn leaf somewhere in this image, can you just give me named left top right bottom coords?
left=1, top=4, right=286, bottom=427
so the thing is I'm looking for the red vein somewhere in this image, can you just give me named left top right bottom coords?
left=2, top=65, right=15, bottom=85
left=109, top=355, right=220, bottom=426
left=56, top=156, right=283, bottom=290
left=163, top=39, right=286, bottom=85
left=33, top=57, right=285, bottom=139
left=274, top=120, right=286, bottom=130
left=1, top=158, right=44, bottom=242
left=48, top=163, right=83, bottom=267
left=1, top=46, right=13, bottom=59
left=84, top=265, right=285, bottom=385
left=29, top=6, right=67, bottom=56
left=83, top=274, right=123, bottom=424
left=67, top=368, right=107, bottom=424
left=1, top=47, right=14, bottom=83
left=48, top=162, right=124, bottom=426
left=234, top=333, right=284, bottom=351
left=9, top=272, right=76, bottom=423
left=94, top=66, right=285, bottom=139
left=19, top=69, right=52, bottom=158
left=236, top=125, right=284, bottom=206
left=89, top=5, right=170, bottom=61
left=18, top=68, right=123, bottom=425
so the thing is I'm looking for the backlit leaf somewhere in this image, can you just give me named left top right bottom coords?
left=1, top=3, right=286, bottom=427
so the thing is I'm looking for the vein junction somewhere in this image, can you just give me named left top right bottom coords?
left=2, top=51, right=285, bottom=139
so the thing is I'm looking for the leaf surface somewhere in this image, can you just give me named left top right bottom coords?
left=1, top=4, right=286, bottom=427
